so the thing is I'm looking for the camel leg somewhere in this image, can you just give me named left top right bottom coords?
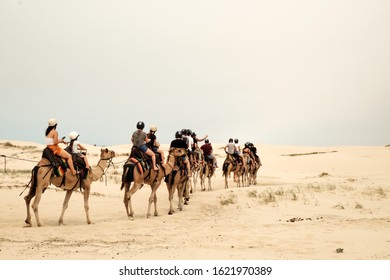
left=126, top=182, right=142, bottom=218
left=31, top=189, right=44, bottom=227
left=200, top=172, right=205, bottom=191
left=184, top=180, right=190, bottom=205
left=224, top=168, right=230, bottom=189
left=122, top=183, right=131, bottom=217
left=177, top=184, right=184, bottom=211
left=58, top=190, right=73, bottom=225
left=147, top=184, right=159, bottom=218
left=24, top=191, right=34, bottom=226
left=167, top=183, right=176, bottom=215
left=83, top=187, right=92, bottom=224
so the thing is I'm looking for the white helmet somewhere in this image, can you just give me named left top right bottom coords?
left=69, top=131, right=79, bottom=140
left=48, top=118, right=57, bottom=126
left=150, top=125, right=157, bottom=132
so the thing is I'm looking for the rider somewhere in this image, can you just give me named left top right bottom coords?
left=200, top=139, right=218, bottom=168
left=234, top=139, right=244, bottom=165
left=131, top=121, right=158, bottom=171
left=170, top=131, right=191, bottom=177
left=45, top=118, right=77, bottom=175
left=191, top=131, right=208, bottom=165
left=248, top=142, right=262, bottom=167
left=224, top=138, right=239, bottom=164
left=68, top=131, right=90, bottom=169
left=146, top=124, right=165, bottom=164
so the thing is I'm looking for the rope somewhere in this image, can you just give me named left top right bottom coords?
left=1, top=154, right=38, bottom=175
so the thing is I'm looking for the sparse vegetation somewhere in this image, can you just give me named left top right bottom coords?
left=247, top=190, right=258, bottom=198
left=281, top=151, right=337, bottom=157
left=362, top=186, right=387, bottom=199
left=336, top=248, right=344, bottom=253
left=220, top=193, right=237, bottom=205
left=333, top=203, right=345, bottom=210
left=0, top=142, right=38, bottom=150
left=355, top=202, right=363, bottom=209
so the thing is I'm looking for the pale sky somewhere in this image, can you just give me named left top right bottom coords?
left=1, top=0, right=389, bottom=146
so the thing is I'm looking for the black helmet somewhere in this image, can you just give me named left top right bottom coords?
left=187, top=129, right=192, bottom=135
left=181, top=128, right=186, bottom=135
left=191, top=131, right=196, bottom=137
left=175, top=131, right=182, bottom=138
left=245, top=142, right=250, bottom=148
left=136, top=121, right=145, bottom=130
left=234, top=139, right=238, bottom=143
left=205, top=139, right=209, bottom=144
left=229, top=138, right=233, bottom=143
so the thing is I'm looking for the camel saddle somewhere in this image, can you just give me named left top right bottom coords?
left=42, top=147, right=68, bottom=177
left=42, top=147, right=88, bottom=179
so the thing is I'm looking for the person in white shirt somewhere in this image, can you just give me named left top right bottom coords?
left=69, top=131, right=90, bottom=169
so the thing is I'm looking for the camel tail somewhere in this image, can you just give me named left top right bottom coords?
left=222, top=162, right=229, bottom=175
left=121, top=163, right=134, bottom=190
left=28, top=166, right=40, bottom=197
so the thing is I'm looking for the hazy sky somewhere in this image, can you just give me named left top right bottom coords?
left=1, top=0, right=389, bottom=146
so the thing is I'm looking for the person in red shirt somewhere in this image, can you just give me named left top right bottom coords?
left=200, top=139, right=218, bottom=168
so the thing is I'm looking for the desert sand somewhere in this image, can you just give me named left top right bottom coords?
left=0, top=140, right=389, bottom=260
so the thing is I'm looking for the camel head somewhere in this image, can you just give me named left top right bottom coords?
left=100, top=148, right=116, bottom=160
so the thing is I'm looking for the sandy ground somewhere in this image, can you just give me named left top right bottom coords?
left=0, top=140, right=389, bottom=260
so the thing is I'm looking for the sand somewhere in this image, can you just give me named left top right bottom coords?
left=0, top=140, right=389, bottom=260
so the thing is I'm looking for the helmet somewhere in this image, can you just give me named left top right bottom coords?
left=205, top=139, right=209, bottom=144
left=150, top=125, right=157, bottom=132
left=136, top=121, right=145, bottom=130
left=69, top=131, right=79, bottom=140
left=245, top=142, right=250, bottom=148
left=175, top=131, right=182, bottom=138
left=191, top=131, right=196, bottom=137
left=187, top=129, right=192, bottom=135
left=48, top=118, right=57, bottom=126
left=181, top=128, right=186, bottom=135
left=234, top=139, right=239, bottom=143
left=229, top=138, right=233, bottom=143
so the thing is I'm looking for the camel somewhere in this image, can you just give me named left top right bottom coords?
left=24, top=148, right=116, bottom=227
left=222, top=154, right=240, bottom=189
left=234, top=156, right=248, bottom=188
left=121, top=147, right=178, bottom=218
left=200, top=159, right=214, bottom=191
left=191, top=149, right=204, bottom=192
left=164, top=148, right=191, bottom=215
left=249, top=159, right=261, bottom=185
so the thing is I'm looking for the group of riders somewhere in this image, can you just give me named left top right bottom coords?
left=44, top=118, right=261, bottom=180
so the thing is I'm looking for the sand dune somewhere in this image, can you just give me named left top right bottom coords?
left=0, top=140, right=389, bottom=260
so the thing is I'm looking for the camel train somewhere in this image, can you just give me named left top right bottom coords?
left=23, top=120, right=261, bottom=226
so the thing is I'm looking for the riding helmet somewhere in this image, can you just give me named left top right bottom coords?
left=136, top=121, right=145, bottom=130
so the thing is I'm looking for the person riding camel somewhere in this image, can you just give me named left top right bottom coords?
left=68, top=131, right=90, bottom=169
left=146, top=124, right=165, bottom=165
left=170, top=130, right=191, bottom=177
left=191, top=131, right=208, bottom=165
left=200, top=139, right=218, bottom=168
left=182, top=129, right=196, bottom=167
left=45, top=118, right=77, bottom=175
left=224, top=138, right=241, bottom=165
left=131, top=121, right=158, bottom=171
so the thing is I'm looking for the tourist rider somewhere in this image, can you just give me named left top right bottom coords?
left=131, top=121, right=158, bottom=171
left=68, top=131, right=91, bottom=169
left=170, top=131, right=191, bottom=177
left=45, top=118, right=77, bottom=175
left=146, top=124, right=165, bottom=164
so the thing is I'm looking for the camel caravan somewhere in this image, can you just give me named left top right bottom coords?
left=23, top=119, right=261, bottom=227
